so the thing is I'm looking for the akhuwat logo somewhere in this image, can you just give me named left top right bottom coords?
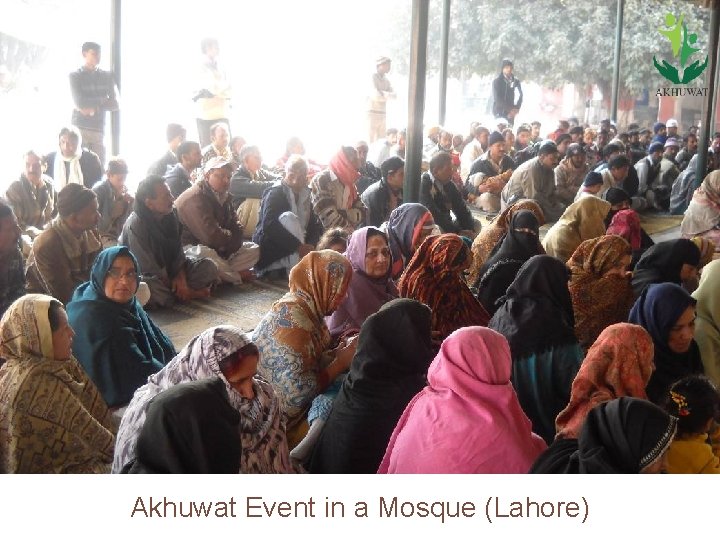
left=653, top=12, right=708, bottom=85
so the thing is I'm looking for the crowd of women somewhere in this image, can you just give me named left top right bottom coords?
left=1, top=193, right=719, bottom=474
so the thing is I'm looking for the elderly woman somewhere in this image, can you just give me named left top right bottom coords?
left=567, top=235, right=635, bottom=350
left=386, top=203, right=435, bottom=279
left=474, top=210, right=543, bottom=315
left=378, top=327, right=547, bottom=473
left=681, top=170, right=720, bottom=246
left=631, top=239, right=701, bottom=297
left=308, top=299, right=435, bottom=474
left=253, top=250, right=355, bottom=439
left=531, top=397, right=677, bottom=473
left=399, top=233, right=489, bottom=341
left=488, top=255, right=584, bottom=444
left=542, top=197, right=611, bottom=263
left=629, top=282, right=704, bottom=404
left=0, top=295, right=116, bottom=473
left=554, top=323, right=655, bottom=440
left=66, top=246, right=176, bottom=408
left=327, top=226, right=397, bottom=339
left=692, top=259, right=720, bottom=387
left=468, top=199, right=545, bottom=285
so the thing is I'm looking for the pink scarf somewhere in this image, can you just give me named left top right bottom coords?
left=378, top=327, right=546, bottom=473
left=329, top=149, right=360, bottom=209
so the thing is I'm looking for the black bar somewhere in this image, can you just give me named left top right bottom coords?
left=110, top=0, right=121, bottom=156
left=439, top=0, right=451, bottom=126
left=696, top=0, right=720, bottom=187
left=610, top=0, right=625, bottom=123
left=404, top=0, right=429, bottom=204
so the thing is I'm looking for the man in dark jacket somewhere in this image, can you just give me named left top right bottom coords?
left=361, top=156, right=404, bottom=227
left=164, top=141, right=202, bottom=199
left=147, top=123, right=186, bottom=176
left=43, top=126, right=103, bottom=190
left=253, top=155, right=323, bottom=279
left=420, top=152, right=476, bottom=236
left=492, top=59, right=523, bottom=125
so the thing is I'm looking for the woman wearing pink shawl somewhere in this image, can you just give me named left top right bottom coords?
left=378, top=326, right=546, bottom=473
left=326, top=226, right=398, bottom=339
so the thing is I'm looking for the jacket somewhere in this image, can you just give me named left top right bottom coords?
left=361, top=178, right=402, bottom=227
left=419, top=171, right=473, bottom=233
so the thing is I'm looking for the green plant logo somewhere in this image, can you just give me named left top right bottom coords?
left=654, top=13, right=708, bottom=84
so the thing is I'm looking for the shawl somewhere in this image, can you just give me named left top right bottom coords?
left=326, top=227, right=398, bottom=338
left=308, top=298, right=435, bottom=473
left=53, top=151, right=84, bottom=190
left=476, top=210, right=543, bottom=313
left=691, top=236, right=715, bottom=269
left=681, top=170, right=720, bottom=236
left=253, top=250, right=352, bottom=425
left=606, top=209, right=642, bottom=250
left=631, top=239, right=701, bottom=297
left=398, top=233, right=489, bottom=340
left=567, top=235, right=635, bottom=350
left=542, top=197, right=611, bottom=263
left=531, top=397, right=677, bottom=473
left=51, top=216, right=103, bottom=277
left=329, top=147, right=361, bottom=208
left=488, top=255, right=578, bottom=359
left=125, top=378, right=241, bottom=474
left=113, top=325, right=292, bottom=474
left=386, top=203, right=434, bottom=279
left=692, top=259, right=720, bottom=387
left=468, top=199, right=545, bottom=285
left=628, top=283, right=704, bottom=404
left=554, top=323, right=655, bottom=440
left=378, top=326, right=547, bottom=473
left=66, top=246, right=176, bottom=408
left=133, top=195, right=183, bottom=276
left=0, top=294, right=116, bottom=473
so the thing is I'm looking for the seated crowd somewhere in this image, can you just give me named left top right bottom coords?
left=1, top=115, right=720, bottom=475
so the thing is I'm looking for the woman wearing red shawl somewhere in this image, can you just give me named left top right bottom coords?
left=681, top=170, right=720, bottom=246
left=326, top=226, right=398, bottom=339
left=567, top=235, right=635, bottom=351
left=554, top=323, right=655, bottom=440
left=606, top=208, right=644, bottom=267
left=467, top=199, right=545, bottom=286
left=310, top=146, right=367, bottom=231
left=378, top=326, right=547, bottom=473
left=398, top=233, right=489, bottom=340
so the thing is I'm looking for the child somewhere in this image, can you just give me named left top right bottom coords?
left=664, top=375, right=720, bottom=474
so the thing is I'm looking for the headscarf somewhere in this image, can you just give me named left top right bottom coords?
left=66, top=246, right=176, bottom=407
left=254, top=250, right=352, bottom=424
left=692, top=259, right=720, bottom=387
left=0, top=294, right=116, bottom=473
left=681, top=170, right=720, bottom=236
left=468, top=199, right=545, bottom=285
left=378, top=327, right=547, bottom=473
left=125, top=378, right=241, bottom=474
left=542, top=197, right=611, bottom=263
left=398, top=233, right=489, bottom=340
left=475, top=210, right=543, bottom=314
left=133, top=193, right=183, bottom=275
left=386, top=203, right=434, bottom=279
left=631, top=239, right=701, bottom=296
left=488, top=255, right=577, bottom=359
left=606, top=209, right=641, bottom=250
left=691, top=236, right=715, bottom=269
left=531, top=397, right=677, bottom=473
left=113, top=325, right=291, bottom=474
left=567, top=235, right=635, bottom=350
left=326, top=227, right=398, bottom=338
left=308, top=299, right=435, bottom=473
left=628, top=283, right=704, bottom=404
left=329, top=147, right=361, bottom=208
left=555, top=323, right=655, bottom=439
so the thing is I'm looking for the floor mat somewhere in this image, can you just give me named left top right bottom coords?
left=639, top=214, right=684, bottom=235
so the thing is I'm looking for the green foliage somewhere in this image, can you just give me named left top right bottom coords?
left=387, top=0, right=711, bottom=95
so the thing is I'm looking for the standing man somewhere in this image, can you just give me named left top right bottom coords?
left=195, top=38, right=232, bottom=147
left=69, top=42, right=119, bottom=165
left=492, top=59, right=523, bottom=126
left=367, top=56, right=396, bottom=143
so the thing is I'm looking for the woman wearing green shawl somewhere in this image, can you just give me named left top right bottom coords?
left=66, top=245, right=176, bottom=408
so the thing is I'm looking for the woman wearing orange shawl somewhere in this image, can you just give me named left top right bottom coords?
left=310, top=146, right=366, bottom=231
left=467, top=199, right=545, bottom=286
left=554, top=323, right=655, bottom=440
left=567, top=235, right=635, bottom=351
left=399, top=233, right=489, bottom=340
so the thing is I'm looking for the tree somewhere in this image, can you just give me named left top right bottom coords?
left=387, top=0, right=711, bottom=97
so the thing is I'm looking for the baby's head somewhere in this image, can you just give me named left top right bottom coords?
left=664, top=375, right=720, bottom=437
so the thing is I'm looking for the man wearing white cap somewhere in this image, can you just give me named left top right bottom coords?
left=659, top=137, right=681, bottom=189
left=666, top=118, right=679, bottom=139
left=367, top=56, right=396, bottom=143
left=175, top=156, right=260, bottom=284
